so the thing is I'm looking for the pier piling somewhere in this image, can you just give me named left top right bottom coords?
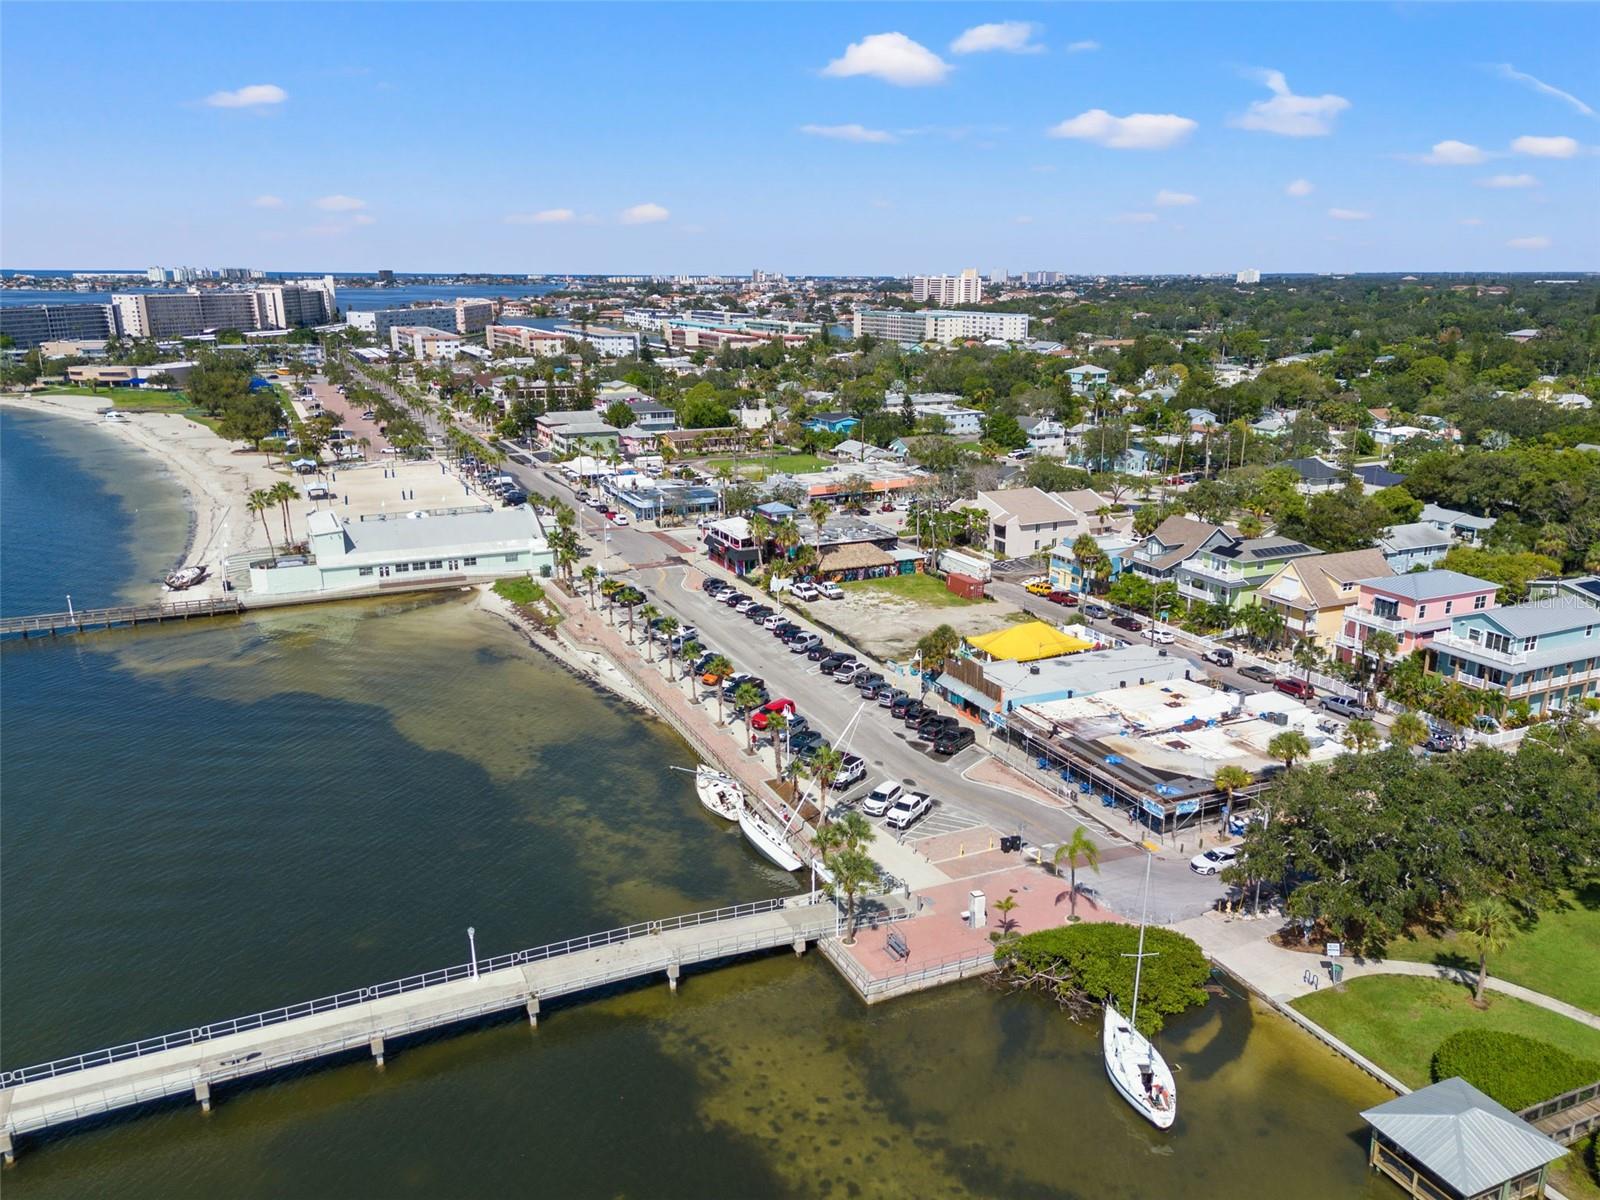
left=525, top=996, right=540, bottom=1027
left=194, top=1081, right=211, bottom=1113
left=370, top=1036, right=385, bottom=1068
left=666, top=962, right=680, bottom=993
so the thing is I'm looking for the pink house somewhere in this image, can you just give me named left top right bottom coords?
left=1337, top=569, right=1498, bottom=662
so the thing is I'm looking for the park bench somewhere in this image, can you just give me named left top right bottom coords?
left=885, top=930, right=909, bottom=961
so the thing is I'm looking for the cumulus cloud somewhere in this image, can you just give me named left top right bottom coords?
left=620, top=202, right=670, bottom=225
left=204, top=83, right=287, bottom=109
left=1478, top=173, right=1539, bottom=188
left=1047, top=108, right=1197, bottom=150
left=1511, top=135, right=1580, bottom=158
left=250, top=194, right=284, bottom=208
left=1328, top=208, right=1372, bottom=220
left=1419, top=139, right=1487, bottom=165
left=822, top=32, right=951, bottom=86
left=1109, top=212, right=1158, bottom=224
left=950, top=21, right=1044, bottom=54
left=1492, top=64, right=1595, bottom=119
left=800, top=122, right=896, bottom=143
left=1233, top=69, right=1349, bottom=137
left=1507, top=235, right=1552, bottom=249
left=1285, top=178, right=1315, bottom=197
left=1065, top=40, right=1100, bottom=53
left=316, top=194, right=367, bottom=211
left=1155, top=189, right=1197, bottom=206
left=506, top=209, right=575, bottom=224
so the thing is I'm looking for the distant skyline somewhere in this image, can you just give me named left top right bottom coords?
left=3, top=3, right=1597, bottom=274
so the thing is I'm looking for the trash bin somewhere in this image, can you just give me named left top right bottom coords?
left=1330, top=963, right=1344, bottom=985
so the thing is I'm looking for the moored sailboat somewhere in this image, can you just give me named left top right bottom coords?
left=1102, top=853, right=1177, bottom=1129
left=693, top=765, right=744, bottom=821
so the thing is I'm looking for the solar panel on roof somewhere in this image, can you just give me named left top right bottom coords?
left=1253, top=543, right=1308, bottom=558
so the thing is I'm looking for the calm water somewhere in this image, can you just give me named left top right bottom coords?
left=0, top=411, right=1392, bottom=1197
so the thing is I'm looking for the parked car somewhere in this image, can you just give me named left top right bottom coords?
left=1047, top=591, right=1078, bottom=606
left=833, top=660, right=865, bottom=683
left=790, top=634, right=822, bottom=654
left=772, top=621, right=801, bottom=639
left=1273, top=677, right=1315, bottom=700
left=818, top=582, right=844, bottom=600
left=1425, top=731, right=1459, bottom=754
left=610, top=513, right=630, bottom=526
left=721, top=589, right=746, bottom=606
left=890, top=694, right=918, bottom=718
left=855, top=672, right=885, bottom=695
left=745, top=605, right=774, bottom=622
left=788, top=730, right=824, bottom=757
left=833, top=754, right=868, bottom=791
left=1111, top=615, right=1144, bottom=632
left=722, top=674, right=764, bottom=699
left=1319, top=694, right=1371, bottom=719
left=886, top=791, right=934, bottom=830
left=1202, top=648, right=1234, bottom=667
left=916, top=715, right=959, bottom=741
left=500, top=489, right=529, bottom=507
left=806, top=643, right=833, bottom=661
left=1189, top=846, right=1239, bottom=876
left=704, top=579, right=730, bottom=597
left=761, top=613, right=788, bottom=631
left=790, top=582, right=820, bottom=602
left=880, top=688, right=908, bottom=709
left=734, top=598, right=758, bottom=613
left=901, top=701, right=928, bottom=726
left=1084, top=603, right=1109, bottom=619
left=1239, top=664, right=1277, bottom=684
left=934, top=727, right=976, bottom=755
left=862, top=781, right=903, bottom=817
left=1026, top=580, right=1053, bottom=596
left=1145, top=627, right=1176, bottom=645
left=818, top=653, right=849, bottom=672
left=749, top=698, right=797, bottom=730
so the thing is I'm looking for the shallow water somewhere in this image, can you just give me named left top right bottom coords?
left=0, top=413, right=1394, bottom=1196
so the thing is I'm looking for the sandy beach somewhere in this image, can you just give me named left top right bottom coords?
left=0, top=392, right=284, bottom=600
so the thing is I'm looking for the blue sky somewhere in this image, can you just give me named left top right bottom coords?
left=3, top=3, right=1597, bottom=274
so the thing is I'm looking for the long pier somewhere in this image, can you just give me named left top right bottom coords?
left=0, top=892, right=912, bottom=1160
left=0, top=595, right=245, bottom=638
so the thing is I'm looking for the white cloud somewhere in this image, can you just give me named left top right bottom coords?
left=950, top=21, right=1044, bottom=55
left=316, top=194, right=367, bottom=211
left=1460, top=217, right=1485, bottom=226
left=1511, top=135, right=1580, bottom=158
left=1419, top=139, right=1487, bottom=165
left=1492, top=64, right=1595, bottom=119
left=1478, top=173, right=1539, bottom=189
left=1328, top=208, right=1372, bottom=220
left=204, top=83, right=287, bottom=109
left=351, top=214, right=376, bottom=226
left=1154, top=189, right=1197, bottom=206
left=1109, top=212, right=1158, bottom=224
left=1232, top=69, right=1349, bottom=137
left=1047, top=108, right=1197, bottom=150
left=1285, top=178, right=1315, bottom=197
left=1065, top=40, right=1100, bottom=54
left=506, top=209, right=576, bottom=224
left=620, top=202, right=670, bottom=225
left=799, top=122, right=896, bottom=144
left=1507, top=235, right=1552, bottom=249
left=822, top=32, right=950, bottom=86
left=250, top=194, right=284, bottom=208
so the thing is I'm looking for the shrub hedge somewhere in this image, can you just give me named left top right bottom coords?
left=1431, top=1030, right=1600, bottom=1112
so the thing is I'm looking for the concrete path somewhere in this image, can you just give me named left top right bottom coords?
left=1172, top=910, right=1599, bottom=1029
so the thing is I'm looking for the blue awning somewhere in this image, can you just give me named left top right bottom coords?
left=935, top=672, right=996, bottom=713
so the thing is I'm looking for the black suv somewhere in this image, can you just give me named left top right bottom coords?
left=890, top=694, right=918, bottom=718
left=807, top=643, right=833, bottom=661
left=934, top=727, right=976, bottom=755
left=901, top=701, right=928, bottom=726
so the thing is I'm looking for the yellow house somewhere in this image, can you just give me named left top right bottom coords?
left=1256, top=549, right=1393, bottom=647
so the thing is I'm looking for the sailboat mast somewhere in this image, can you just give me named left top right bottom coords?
left=1129, top=852, right=1152, bottom=1030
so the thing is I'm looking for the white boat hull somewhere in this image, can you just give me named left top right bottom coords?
left=1103, top=1004, right=1176, bottom=1129
left=693, top=767, right=743, bottom=821
left=738, top=808, right=804, bottom=872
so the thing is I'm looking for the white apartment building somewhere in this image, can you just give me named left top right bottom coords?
left=484, top=324, right=571, bottom=357
left=347, top=305, right=457, bottom=341
left=1236, top=269, right=1261, bottom=285
left=912, top=269, right=983, bottom=306
left=454, top=297, right=495, bottom=334
left=391, top=325, right=466, bottom=359
left=552, top=324, right=642, bottom=356
left=854, top=307, right=1029, bottom=346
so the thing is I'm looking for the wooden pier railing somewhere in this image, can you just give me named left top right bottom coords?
left=0, top=595, right=245, bottom=638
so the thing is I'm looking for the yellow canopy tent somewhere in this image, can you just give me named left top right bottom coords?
left=966, top=621, right=1095, bottom=663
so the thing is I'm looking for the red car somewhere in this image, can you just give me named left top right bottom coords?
left=1273, top=678, right=1315, bottom=700
left=1046, top=590, right=1078, bottom=606
left=749, top=698, right=797, bottom=729
left=879, top=501, right=895, bottom=512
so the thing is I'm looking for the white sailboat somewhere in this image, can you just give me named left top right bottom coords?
left=738, top=801, right=805, bottom=871
left=693, top=765, right=744, bottom=821
left=1102, top=853, right=1177, bottom=1129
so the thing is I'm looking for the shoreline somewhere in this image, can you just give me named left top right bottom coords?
left=475, top=584, right=654, bottom=711
left=0, top=392, right=283, bottom=602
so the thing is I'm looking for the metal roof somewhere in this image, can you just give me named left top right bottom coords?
left=1473, top=596, right=1599, bottom=638
left=1363, top=1078, right=1566, bottom=1196
left=1356, top=570, right=1496, bottom=600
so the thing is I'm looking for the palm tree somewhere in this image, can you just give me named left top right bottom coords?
left=623, top=589, right=640, bottom=644
left=657, top=617, right=680, bottom=678
left=1430, top=681, right=1481, bottom=735
left=808, top=499, right=831, bottom=549
left=1292, top=638, right=1322, bottom=683
left=732, top=682, right=765, bottom=740
left=246, top=488, right=278, bottom=561
left=773, top=516, right=801, bottom=566
left=269, top=479, right=299, bottom=546
left=599, top=578, right=621, bottom=623
left=802, top=744, right=844, bottom=823
left=1213, top=765, right=1252, bottom=824
left=765, top=711, right=788, bottom=777
left=679, top=639, right=703, bottom=698
left=1343, top=718, right=1380, bottom=754
left=825, top=847, right=880, bottom=944
left=1388, top=711, right=1429, bottom=751
left=638, top=603, right=660, bottom=656
left=914, top=623, right=962, bottom=675
left=991, top=894, right=1021, bottom=941
left=1459, top=897, right=1516, bottom=1003
left=1267, top=730, right=1311, bottom=771
left=748, top=513, right=773, bottom=569
left=1051, top=827, right=1101, bottom=921
left=705, top=655, right=734, bottom=724
left=580, top=564, right=600, bottom=608
left=1071, top=533, right=1106, bottom=595
left=817, top=810, right=873, bottom=856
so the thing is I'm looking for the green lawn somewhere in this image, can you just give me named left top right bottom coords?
left=35, top=388, right=221, bottom=430
left=1292, top=975, right=1600, bottom=1091
left=704, top=453, right=830, bottom=479
left=840, top=573, right=982, bottom=608
left=1382, top=888, right=1600, bottom=1015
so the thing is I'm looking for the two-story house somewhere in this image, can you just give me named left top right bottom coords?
left=1428, top=597, right=1600, bottom=715
left=972, top=488, right=1120, bottom=558
left=1127, top=515, right=1230, bottom=584
left=1335, top=570, right=1499, bottom=664
left=1255, top=549, right=1393, bottom=646
left=704, top=516, right=762, bottom=576
left=1050, top=531, right=1137, bottom=594
left=1066, top=364, right=1110, bottom=395
left=1376, top=522, right=1453, bottom=571
left=1174, top=534, right=1324, bottom=611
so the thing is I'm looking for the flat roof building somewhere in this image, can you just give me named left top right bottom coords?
left=0, top=303, right=114, bottom=350
left=454, top=297, right=495, bottom=334
left=390, top=325, right=466, bottom=359
left=853, top=307, right=1029, bottom=346
left=484, top=324, right=571, bottom=357
left=347, top=305, right=457, bottom=341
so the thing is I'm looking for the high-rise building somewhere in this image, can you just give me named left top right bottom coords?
left=0, top=303, right=115, bottom=349
left=911, top=269, right=984, bottom=306
left=146, top=267, right=167, bottom=283
left=377, top=269, right=395, bottom=284
left=1236, top=269, right=1262, bottom=285
left=454, top=297, right=495, bottom=334
left=109, top=281, right=334, bottom=339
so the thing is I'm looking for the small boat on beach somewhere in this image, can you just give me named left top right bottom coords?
left=164, top=564, right=209, bottom=591
left=102, top=410, right=129, bottom=424
left=1102, top=853, right=1176, bottom=1129
left=694, top=765, right=744, bottom=821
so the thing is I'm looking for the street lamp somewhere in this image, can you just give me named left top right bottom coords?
left=467, top=926, right=478, bottom=980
